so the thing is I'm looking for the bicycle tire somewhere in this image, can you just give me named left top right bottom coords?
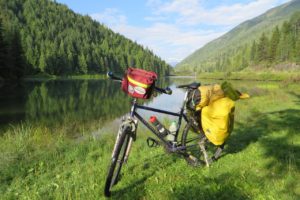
left=181, top=123, right=203, bottom=166
left=104, top=127, right=131, bottom=197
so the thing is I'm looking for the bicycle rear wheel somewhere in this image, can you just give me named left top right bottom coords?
left=181, top=123, right=203, bottom=166
left=104, top=126, right=131, bottom=197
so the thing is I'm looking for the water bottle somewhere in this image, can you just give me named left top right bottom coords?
left=167, top=121, right=177, bottom=142
left=149, top=116, right=169, bottom=137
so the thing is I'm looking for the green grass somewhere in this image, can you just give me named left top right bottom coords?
left=175, top=71, right=300, bottom=82
left=0, top=81, right=300, bottom=199
left=23, top=73, right=107, bottom=81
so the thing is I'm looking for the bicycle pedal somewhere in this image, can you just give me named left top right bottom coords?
left=146, top=137, right=160, bottom=148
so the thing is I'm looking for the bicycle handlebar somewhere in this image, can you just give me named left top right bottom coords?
left=107, top=71, right=172, bottom=95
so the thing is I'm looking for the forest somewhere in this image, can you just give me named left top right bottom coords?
left=183, top=12, right=300, bottom=73
left=0, top=0, right=171, bottom=80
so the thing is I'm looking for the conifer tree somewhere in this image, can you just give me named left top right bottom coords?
left=79, top=53, right=87, bottom=74
left=269, top=26, right=280, bottom=63
left=39, top=52, right=47, bottom=72
left=0, top=18, right=6, bottom=71
left=257, top=33, right=269, bottom=62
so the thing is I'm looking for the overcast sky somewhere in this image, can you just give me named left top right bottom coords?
left=56, top=0, right=290, bottom=64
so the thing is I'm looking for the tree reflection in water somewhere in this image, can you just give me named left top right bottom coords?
left=0, top=78, right=170, bottom=135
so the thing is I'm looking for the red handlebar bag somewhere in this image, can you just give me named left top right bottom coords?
left=122, top=67, right=157, bottom=99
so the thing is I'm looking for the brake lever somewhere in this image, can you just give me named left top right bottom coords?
left=107, top=71, right=113, bottom=78
left=165, top=87, right=172, bottom=95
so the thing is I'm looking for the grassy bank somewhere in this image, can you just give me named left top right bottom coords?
left=1, top=81, right=300, bottom=199
left=174, top=71, right=300, bottom=82
left=23, top=73, right=107, bottom=81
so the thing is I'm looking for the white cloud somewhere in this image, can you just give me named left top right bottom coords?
left=91, top=0, right=291, bottom=63
left=91, top=8, right=224, bottom=63
left=111, top=22, right=225, bottom=63
left=90, top=8, right=127, bottom=27
left=156, top=0, right=290, bottom=26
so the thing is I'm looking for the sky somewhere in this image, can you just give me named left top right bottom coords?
left=56, top=0, right=290, bottom=65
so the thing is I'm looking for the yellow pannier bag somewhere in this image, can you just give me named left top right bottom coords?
left=195, top=84, right=225, bottom=111
left=201, top=97, right=235, bottom=146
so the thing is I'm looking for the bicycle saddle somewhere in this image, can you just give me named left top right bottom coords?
left=176, top=82, right=201, bottom=89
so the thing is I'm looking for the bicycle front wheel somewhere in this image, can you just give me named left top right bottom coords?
left=104, top=126, right=131, bottom=197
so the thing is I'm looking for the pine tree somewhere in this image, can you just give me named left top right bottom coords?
left=250, top=40, right=257, bottom=63
left=269, top=26, right=280, bottom=63
left=66, top=47, right=73, bottom=73
left=8, top=30, right=24, bottom=79
left=257, top=33, right=269, bottom=62
left=0, top=18, right=7, bottom=72
left=39, top=52, right=46, bottom=72
left=289, top=12, right=300, bottom=62
left=295, top=36, right=300, bottom=64
left=278, top=22, right=292, bottom=61
left=78, top=53, right=87, bottom=74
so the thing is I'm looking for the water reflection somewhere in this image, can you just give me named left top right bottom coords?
left=25, top=80, right=134, bottom=126
left=0, top=78, right=171, bottom=132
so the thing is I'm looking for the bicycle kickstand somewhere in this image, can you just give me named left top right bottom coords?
left=198, top=137, right=212, bottom=167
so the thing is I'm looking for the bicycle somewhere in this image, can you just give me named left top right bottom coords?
left=104, top=72, right=219, bottom=197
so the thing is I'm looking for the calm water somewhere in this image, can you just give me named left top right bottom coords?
left=0, top=78, right=180, bottom=133
left=0, top=77, right=273, bottom=135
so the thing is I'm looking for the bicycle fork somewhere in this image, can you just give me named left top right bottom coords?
left=111, top=117, right=137, bottom=163
left=124, top=137, right=133, bottom=163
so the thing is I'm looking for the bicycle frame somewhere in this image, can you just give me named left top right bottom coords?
left=129, top=89, right=190, bottom=152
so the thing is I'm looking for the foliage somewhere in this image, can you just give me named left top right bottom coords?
left=0, top=17, right=25, bottom=80
left=0, top=0, right=171, bottom=79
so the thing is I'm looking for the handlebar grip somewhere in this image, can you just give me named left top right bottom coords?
left=107, top=71, right=113, bottom=78
left=107, top=71, right=122, bottom=81
left=155, top=86, right=172, bottom=95
left=165, top=87, right=172, bottom=95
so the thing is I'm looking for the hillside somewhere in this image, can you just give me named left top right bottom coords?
left=0, top=0, right=171, bottom=79
left=176, top=0, right=300, bottom=73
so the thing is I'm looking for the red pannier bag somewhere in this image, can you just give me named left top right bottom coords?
left=122, top=67, right=157, bottom=99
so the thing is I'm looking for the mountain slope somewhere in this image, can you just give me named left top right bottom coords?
left=176, top=0, right=300, bottom=72
left=0, top=0, right=171, bottom=79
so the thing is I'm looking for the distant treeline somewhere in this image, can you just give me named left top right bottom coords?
left=0, top=0, right=171, bottom=80
left=195, top=12, right=300, bottom=72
